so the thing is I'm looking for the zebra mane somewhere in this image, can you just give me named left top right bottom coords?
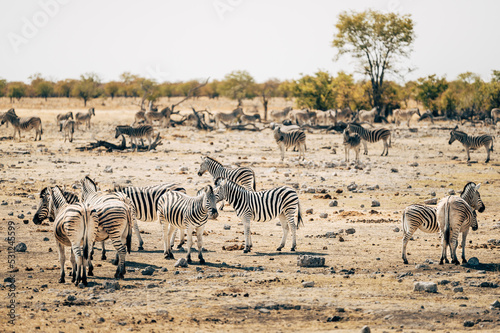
left=452, top=129, right=467, bottom=135
left=40, top=186, right=50, bottom=198
left=204, top=155, right=221, bottom=165
left=461, top=182, right=476, bottom=194
left=50, top=186, right=69, bottom=210
left=5, top=109, right=17, bottom=118
left=82, top=176, right=98, bottom=191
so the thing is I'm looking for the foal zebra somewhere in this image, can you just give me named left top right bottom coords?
left=113, top=182, right=186, bottom=250
left=80, top=176, right=134, bottom=279
left=75, top=108, right=95, bottom=130
left=61, top=119, right=75, bottom=142
left=346, top=122, right=391, bottom=156
left=115, top=125, right=154, bottom=151
left=342, top=129, right=361, bottom=162
left=401, top=182, right=485, bottom=264
left=197, top=156, right=256, bottom=210
left=437, top=196, right=478, bottom=265
left=158, top=185, right=218, bottom=264
left=448, top=126, right=494, bottom=163
left=50, top=186, right=98, bottom=286
left=215, top=178, right=303, bottom=253
left=1, top=108, right=43, bottom=141
left=273, top=127, right=306, bottom=161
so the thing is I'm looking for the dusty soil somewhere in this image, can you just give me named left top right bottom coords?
left=0, top=104, right=499, bottom=332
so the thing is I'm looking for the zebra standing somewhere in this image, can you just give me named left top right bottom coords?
left=56, top=111, right=73, bottom=126
left=61, top=119, right=75, bottom=142
left=80, top=176, right=134, bottom=279
left=437, top=196, right=478, bottom=265
left=75, top=107, right=95, bottom=130
left=393, top=108, right=420, bottom=127
left=342, top=129, right=361, bottom=162
left=113, top=182, right=186, bottom=250
left=49, top=186, right=98, bottom=286
left=197, top=156, right=256, bottom=210
left=491, top=108, right=500, bottom=124
left=273, top=126, right=306, bottom=161
left=33, top=186, right=80, bottom=224
left=448, top=126, right=494, bottom=163
left=401, top=182, right=485, bottom=264
left=346, top=122, right=391, bottom=156
left=1, top=108, right=43, bottom=141
left=115, top=125, right=154, bottom=151
left=214, top=178, right=303, bottom=253
left=157, top=185, right=218, bottom=264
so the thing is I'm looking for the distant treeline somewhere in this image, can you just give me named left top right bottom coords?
left=1, top=69, right=499, bottom=119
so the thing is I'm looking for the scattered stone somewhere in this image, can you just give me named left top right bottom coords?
left=448, top=189, right=455, bottom=195
left=306, top=188, right=316, bottom=194
left=43, top=237, right=49, bottom=242
left=391, top=168, right=398, bottom=173
left=223, top=224, right=231, bottom=230
left=453, top=287, right=463, bottom=293
left=147, top=283, right=159, bottom=289
left=174, top=258, right=188, bottom=268
left=393, top=227, right=400, bottom=232
left=305, top=208, right=314, bottom=214
left=409, top=162, right=418, bottom=167
left=66, top=295, right=76, bottom=301
left=105, top=281, right=120, bottom=291
left=345, top=228, right=356, bottom=235
left=17, top=214, right=25, bottom=219
left=347, top=183, right=357, bottom=191
left=302, top=281, right=315, bottom=288
left=360, top=326, right=371, bottom=333
left=415, top=264, right=429, bottom=269
left=179, top=166, right=189, bottom=172
left=467, top=257, right=479, bottom=266
left=319, top=213, right=328, bottom=219
left=429, top=191, right=436, bottom=197
left=297, top=255, right=325, bottom=267
left=103, top=166, right=113, bottom=173
left=371, top=200, right=380, bottom=207
left=479, top=282, right=498, bottom=288
left=424, top=198, right=438, bottom=205
left=414, top=281, right=437, bottom=293
left=324, top=232, right=336, bottom=238
left=490, top=300, right=500, bottom=309
left=326, top=315, right=342, bottom=322
left=335, top=188, right=343, bottom=194
left=141, top=266, right=155, bottom=276
left=328, top=200, right=338, bottom=208
left=463, top=320, right=474, bottom=327
left=160, top=267, right=168, bottom=272
left=438, top=280, right=450, bottom=285
left=15, top=243, right=27, bottom=252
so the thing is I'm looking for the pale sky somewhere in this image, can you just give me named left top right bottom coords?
left=1, top=0, right=499, bottom=84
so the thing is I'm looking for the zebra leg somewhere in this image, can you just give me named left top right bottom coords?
left=177, top=228, right=186, bottom=249
left=242, top=217, right=252, bottom=253
left=112, top=241, right=127, bottom=279
left=460, top=230, right=469, bottom=264
left=57, top=243, right=66, bottom=283
left=355, top=147, right=360, bottom=163
left=485, top=145, right=490, bottom=163
left=466, top=147, right=470, bottom=162
left=70, top=248, right=77, bottom=283
left=344, top=146, right=349, bottom=162
left=299, top=142, right=305, bottom=160
left=72, top=245, right=83, bottom=286
left=219, top=199, right=225, bottom=211
left=133, top=218, right=144, bottom=251
left=288, top=211, right=298, bottom=251
left=279, top=142, right=285, bottom=161
left=362, top=140, right=368, bottom=155
left=164, top=223, right=176, bottom=259
left=451, top=235, right=460, bottom=265
left=186, top=225, right=194, bottom=264
left=276, top=214, right=289, bottom=251
left=439, top=232, right=449, bottom=265
left=101, top=241, right=107, bottom=260
left=87, top=255, right=94, bottom=276
left=196, top=226, right=205, bottom=264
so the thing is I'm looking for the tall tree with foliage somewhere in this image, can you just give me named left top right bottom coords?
left=257, top=78, right=280, bottom=120
left=72, top=73, right=102, bottom=106
left=291, top=71, right=335, bottom=110
left=416, top=75, right=448, bottom=112
left=219, top=70, right=256, bottom=106
left=29, top=74, right=54, bottom=101
left=332, top=10, right=415, bottom=110
left=7, top=82, right=27, bottom=102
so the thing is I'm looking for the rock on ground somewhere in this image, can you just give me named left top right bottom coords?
left=297, top=255, right=325, bottom=267
left=414, top=281, right=437, bottom=293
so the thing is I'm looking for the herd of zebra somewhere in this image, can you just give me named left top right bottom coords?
left=28, top=151, right=487, bottom=287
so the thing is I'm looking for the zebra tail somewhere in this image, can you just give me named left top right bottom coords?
left=297, top=201, right=304, bottom=229
left=41, top=122, right=43, bottom=135
left=252, top=170, right=257, bottom=191
left=126, top=218, right=132, bottom=254
left=491, top=137, right=494, bottom=152
left=443, top=198, right=451, bottom=248
left=389, top=133, right=392, bottom=148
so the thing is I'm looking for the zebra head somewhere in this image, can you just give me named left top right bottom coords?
left=80, top=176, right=99, bottom=201
left=448, top=126, right=459, bottom=145
left=200, top=185, right=218, bottom=219
left=89, top=107, right=95, bottom=116
left=462, top=182, right=485, bottom=213
left=214, top=177, right=228, bottom=200
left=33, top=187, right=53, bottom=224
left=273, top=127, right=284, bottom=142
left=197, top=156, right=209, bottom=176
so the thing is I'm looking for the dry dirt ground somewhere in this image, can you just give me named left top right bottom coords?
left=0, top=104, right=499, bottom=333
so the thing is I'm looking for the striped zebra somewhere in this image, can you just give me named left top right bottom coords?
left=214, top=178, right=303, bottom=253
left=80, top=176, right=134, bottom=279
left=157, top=185, right=218, bottom=264
left=61, top=119, right=75, bottom=142
left=115, top=125, right=154, bottom=151
left=56, top=111, right=73, bottom=126
left=401, top=182, right=485, bottom=264
left=33, top=186, right=80, bottom=224
left=346, top=122, right=391, bottom=156
left=1, top=108, right=43, bottom=141
left=448, top=126, right=494, bottom=163
left=113, top=182, right=186, bottom=250
left=50, top=186, right=98, bottom=286
left=75, top=107, right=95, bottom=130
left=342, top=129, right=361, bottom=162
left=437, top=196, right=478, bottom=265
left=273, top=126, right=306, bottom=161
left=393, top=108, right=420, bottom=127
left=492, top=108, right=500, bottom=124
left=197, top=156, right=256, bottom=210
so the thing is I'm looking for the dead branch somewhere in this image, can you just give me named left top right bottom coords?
left=220, top=121, right=261, bottom=132
left=170, top=78, right=209, bottom=112
left=76, top=133, right=162, bottom=152
left=191, top=107, right=214, bottom=131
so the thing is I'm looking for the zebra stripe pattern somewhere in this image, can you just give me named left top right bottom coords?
left=61, top=119, right=75, bottom=142
left=113, top=182, right=186, bottom=250
left=56, top=111, right=73, bottom=125
left=393, top=108, right=420, bottom=127
left=346, top=122, right=391, bottom=156
left=157, top=185, right=218, bottom=264
left=448, top=127, right=494, bottom=163
left=437, top=196, right=478, bottom=265
left=1, top=108, right=43, bottom=141
left=401, top=182, right=485, bottom=264
left=214, top=178, right=303, bottom=253
left=115, top=125, right=154, bottom=151
left=343, top=129, right=362, bottom=162
left=75, top=107, right=95, bottom=130
left=33, top=186, right=80, bottom=224
left=50, top=186, right=98, bottom=286
left=273, top=127, right=306, bottom=161
left=80, top=176, right=134, bottom=279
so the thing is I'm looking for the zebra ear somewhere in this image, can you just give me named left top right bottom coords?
left=475, top=183, right=481, bottom=191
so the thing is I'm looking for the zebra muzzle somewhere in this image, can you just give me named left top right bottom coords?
left=209, top=208, right=218, bottom=219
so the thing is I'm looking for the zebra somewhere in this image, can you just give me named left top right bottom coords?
left=157, top=185, right=218, bottom=264
left=269, top=106, right=292, bottom=123
left=239, top=113, right=261, bottom=125
left=115, top=125, right=154, bottom=151
left=145, top=108, right=167, bottom=127
left=273, top=126, right=306, bottom=161
left=354, top=107, right=378, bottom=123
left=437, top=196, right=478, bottom=265
left=56, top=111, right=73, bottom=127
left=75, top=107, right=95, bottom=130
left=80, top=176, right=134, bottom=279
left=33, top=186, right=80, bottom=224
left=346, top=122, right=391, bottom=156
left=401, top=182, right=485, bottom=264
left=448, top=126, right=494, bottom=163
left=113, top=182, right=186, bottom=250
left=491, top=108, right=500, bottom=124
left=1, top=108, right=43, bottom=141
left=214, top=178, right=303, bottom=253
left=49, top=186, right=99, bottom=286
left=60, top=119, right=75, bottom=142
left=342, top=129, right=361, bottom=162
left=214, top=107, right=244, bottom=129
left=197, top=155, right=256, bottom=210
left=393, top=108, right=420, bottom=127
left=133, top=110, right=146, bottom=125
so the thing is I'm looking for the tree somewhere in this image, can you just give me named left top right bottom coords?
left=54, top=79, right=76, bottom=98
left=332, top=10, right=415, bottom=110
left=219, top=70, right=256, bottom=106
left=7, top=82, right=27, bottom=102
left=291, top=71, right=335, bottom=110
left=257, top=78, right=280, bottom=121
left=416, top=75, right=448, bottom=113
left=72, top=73, right=102, bottom=106
left=0, top=78, right=6, bottom=97
left=29, top=74, right=54, bottom=101
left=104, top=81, right=121, bottom=99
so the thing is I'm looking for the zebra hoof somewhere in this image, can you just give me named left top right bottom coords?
left=243, top=249, right=250, bottom=254
left=276, top=247, right=282, bottom=252
left=445, top=258, right=449, bottom=264
left=290, top=247, right=296, bottom=252
left=101, top=255, right=107, bottom=260
left=138, top=246, right=144, bottom=251
left=88, top=270, right=94, bottom=277
left=462, top=259, right=468, bottom=264
left=199, top=258, right=206, bottom=265
left=403, top=259, right=409, bottom=265
left=485, top=159, right=490, bottom=163
left=59, top=277, right=65, bottom=283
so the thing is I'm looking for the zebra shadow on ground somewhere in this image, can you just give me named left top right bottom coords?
left=252, top=251, right=326, bottom=257
left=465, top=262, right=500, bottom=272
